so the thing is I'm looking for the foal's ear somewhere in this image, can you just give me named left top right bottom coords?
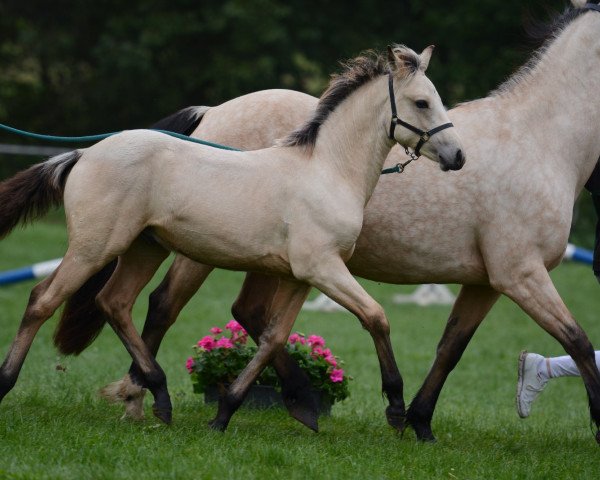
left=419, top=45, right=435, bottom=72
left=387, top=45, right=419, bottom=78
left=570, top=0, right=587, bottom=8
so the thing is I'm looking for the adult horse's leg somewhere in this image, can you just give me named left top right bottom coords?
left=406, top=285, right=500, bottom=441
left=101, top=256, right=214, bottom=420
left=209, top=278, right=311, bottom=431
left=495, top=266, right=600, bottom=442
left=94, top=238, right=173, bottom=423
left=231, top=272, right=320, bottom=431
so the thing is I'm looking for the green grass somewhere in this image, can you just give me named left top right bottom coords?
left=1, top=220, right=600, bottom=479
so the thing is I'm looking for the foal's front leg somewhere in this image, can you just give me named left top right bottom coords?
left=304, top=257, right=406, bottom=431
left=209, top=279, right=311, bottom=431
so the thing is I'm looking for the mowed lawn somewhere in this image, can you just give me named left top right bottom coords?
left=0, top=219, right=599, bottom=479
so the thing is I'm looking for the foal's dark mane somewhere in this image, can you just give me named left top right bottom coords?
left=281, top=46, right=420, bottom=149
left=491, top=5, right=589, bottom=96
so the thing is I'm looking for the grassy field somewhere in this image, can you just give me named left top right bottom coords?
left=0, top=219, right=599, bottom=479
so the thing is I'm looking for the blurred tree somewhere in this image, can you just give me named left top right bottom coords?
left=0, top=0, right=559, bottom=134
left=0, top=0, right=595, bottom=246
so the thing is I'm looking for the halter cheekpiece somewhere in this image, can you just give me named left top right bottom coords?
left=383, top=71, right=454, bottom=175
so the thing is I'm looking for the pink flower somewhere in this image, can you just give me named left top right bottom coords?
left=288, top=333, right=306, bottom=345
left=330, top=368, right=344, bottom=383
left=215, top=337, right=234, bottom=349
left=233, top=330, right=248, bottom=344
left=325, top=355, right=337, bottom=367
left=308, top=335, right=325, bottom=348
left=185, top=357, right=194, bottom=373
left=198, top=335, right=216, bottom=351
left=225, top=320, right=244, bottom=333
left=313, top=346, right=324, bottom=357
left=210, top=327, right=223, bottom=335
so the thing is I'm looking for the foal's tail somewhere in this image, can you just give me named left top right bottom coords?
left=53, top=105, right=211, bottom=356
left=0, top=150, right=82, bottom=239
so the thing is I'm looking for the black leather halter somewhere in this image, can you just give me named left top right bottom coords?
left=585, top=2, right=600, bottom=13
left=383, top=71, right=454, bottom=174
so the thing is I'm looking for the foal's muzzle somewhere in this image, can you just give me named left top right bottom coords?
left=439, top=149, right=465, bottom=171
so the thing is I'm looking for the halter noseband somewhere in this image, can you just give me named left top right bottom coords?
left=585, top=3, right=600, bottom=13
left=383, top=71, right=454, bottom=175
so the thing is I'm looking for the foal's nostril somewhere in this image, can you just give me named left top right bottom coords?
left=455, top=149, right=465, bottom=168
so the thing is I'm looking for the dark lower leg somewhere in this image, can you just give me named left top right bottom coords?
left=231, top=273, right=319, bottom=427
left=127, top=259, right=213, bottom=389
left=210, top=280, right=311, bottom=431
left=554, top=323, right=600, bottom=440
left=375, top=335, right=406, bottom=430
left=96, top=240, right=171, bottom=422
left=407, top=285, right=499, bottom=441
left=306, top=260, right=405, bottom=432
left=502, top=266, right=600, bottom=444
left=1, top=266, right=88, bottom=403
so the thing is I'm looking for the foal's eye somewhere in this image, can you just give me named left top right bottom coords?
left=415, top=100, right=429, bottom=109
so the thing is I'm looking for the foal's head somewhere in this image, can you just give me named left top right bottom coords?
left=388, top=45, right=465, bottom=171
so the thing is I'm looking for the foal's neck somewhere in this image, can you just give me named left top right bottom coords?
left=311, top=75, right=394, bottom=204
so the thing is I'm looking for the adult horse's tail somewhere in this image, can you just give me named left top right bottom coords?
left=0, top=150, right=82, bottom=239
left=53, top=106, right=211, bottom=356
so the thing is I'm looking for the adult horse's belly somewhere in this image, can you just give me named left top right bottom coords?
left=347, top=160, right=488, bottom=285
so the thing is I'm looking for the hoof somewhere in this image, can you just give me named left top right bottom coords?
left=208, top=418, right=228, bottom=432
left=416, top=431, right=437, bottom=443
left=410, top=421, right=436, bottom=443
left=152, top=405, right=172, bottom=425
left=283, top=392, right=320, bottom=432
left=288, top=403, right=319, bottom=432
left=385, top=405, right=407, bottom=432
left=596, top=430, right=600, bottom=445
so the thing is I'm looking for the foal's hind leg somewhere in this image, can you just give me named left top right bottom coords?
left=0, top=253, right=110, bottom=403
left=406, top=285, right=500, bottom=441
left=231, top=272, right=319, bottom=431
left=496, top=266, right=600, bottom=444
left=209, top=279, right=311, bottom=432
left=95, top=238, right=171, bottom=423
left=103, top=256, right=215, bottom=420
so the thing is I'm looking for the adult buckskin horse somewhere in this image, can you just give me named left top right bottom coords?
left=65, top=0, right=600, bottom=444
left=0, top=46, right=464, bottom=432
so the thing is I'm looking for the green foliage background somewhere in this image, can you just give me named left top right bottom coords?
left=0, top=0, right=596, bottom=246
left=0, top=0, right=555, bottom=132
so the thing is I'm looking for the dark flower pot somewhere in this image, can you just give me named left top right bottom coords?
left=204, top=384, right=332, bottom=416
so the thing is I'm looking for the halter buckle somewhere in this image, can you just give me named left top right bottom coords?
left=421, top=132, right=430, bottom=142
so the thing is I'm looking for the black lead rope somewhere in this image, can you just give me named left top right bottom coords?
left=382, top=71, right=454, bottom=175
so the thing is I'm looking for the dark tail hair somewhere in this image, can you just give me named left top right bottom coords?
left=53, top=106, right=211, bottom=355
left=53, top=260, right=117, bottom=355
left=149, top=106, right=210, bottom=134
left=0, top=150, right=82, bottom=239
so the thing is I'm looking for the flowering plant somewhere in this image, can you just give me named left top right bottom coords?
left=186, top=320, right=350, bottom=403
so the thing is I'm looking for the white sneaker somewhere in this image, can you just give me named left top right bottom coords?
left=516, top=351, right=547, bottom=418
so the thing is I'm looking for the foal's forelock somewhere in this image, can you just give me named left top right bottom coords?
left=280, top=47, right=419, bottom=150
